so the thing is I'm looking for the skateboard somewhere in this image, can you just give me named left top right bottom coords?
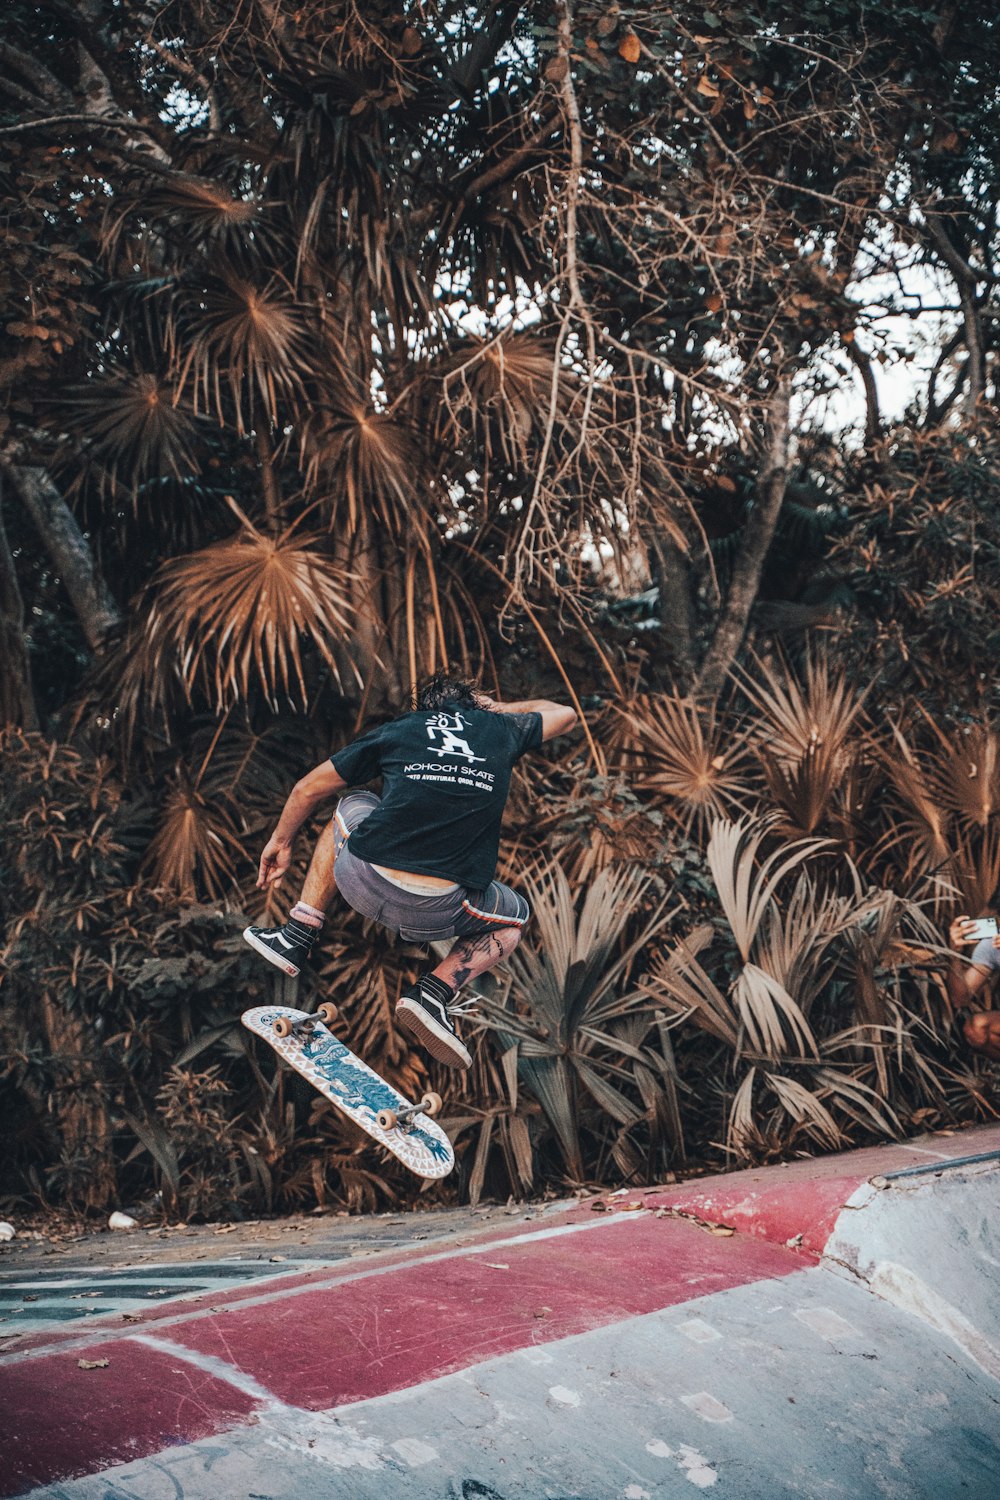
left=241, top=1004, right=455, bottom=1179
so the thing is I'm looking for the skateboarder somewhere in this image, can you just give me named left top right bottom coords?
left=244, top=676, right=577, bottom=1069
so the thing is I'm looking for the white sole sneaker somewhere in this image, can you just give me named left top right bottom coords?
left=242, top=926, right=301, bottom=978
left=396, top=997, right=472, bottom=1069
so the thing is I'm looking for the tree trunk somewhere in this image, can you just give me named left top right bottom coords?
left=957, top=278, right=985, bottom=416
left=697, top=383, right=792, bottom=700
left=846, top=340, right=881, bottom=445
left=2, top=460, right=121, bottom=651
left=652, top=533, right=696, bottom=684
left=0, top=473, right=38, bottom=727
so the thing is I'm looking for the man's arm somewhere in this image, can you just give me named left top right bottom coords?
left=478, top=693, right=578, bottom=742
left=945, top=915, right=994, bottom=1013
left=257, top=761, right=348, bottom=889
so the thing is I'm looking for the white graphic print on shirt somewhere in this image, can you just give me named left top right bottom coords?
left=424, top=710, right=485, bottom=764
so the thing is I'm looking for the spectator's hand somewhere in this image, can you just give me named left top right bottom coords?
left=950, top=915, right=981, bottom=949
left=257, top=837, right=292, bottom=890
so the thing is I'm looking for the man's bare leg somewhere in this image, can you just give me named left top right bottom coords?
left=963, top=1011, right=1000, bottom=1062
left=430, top=926, right=522, bottom=989
left=296, top=818, right=339, bottom=917
left=396, top=928, right=522, bottom=1069
left=243, top=820, right=338, bottom=976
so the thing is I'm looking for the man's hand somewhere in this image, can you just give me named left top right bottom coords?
left=257, top=837, right=292, bottom=890
left=949, top=916, right=1000, bottom=951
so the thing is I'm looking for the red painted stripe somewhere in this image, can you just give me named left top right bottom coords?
left=171, top=1214, right=799, bottom=1409
left=0, top=1338, right=258, bottom=1499
left=627, top=1174, right=866, bottom=1256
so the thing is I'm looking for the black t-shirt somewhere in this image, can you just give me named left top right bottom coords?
left=330, top=704, right=543, bottom=889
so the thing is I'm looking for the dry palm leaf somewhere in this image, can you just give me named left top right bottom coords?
left=876, top=722, right=954, bottom=883
left=707, top=814, right=828, bottom=963
left=68, top=371, right=199, bottom=487
left=615, top=694, right=751, bottom=833
left=737, top=648, right=866, bottom=767
left=759, top=738, right=844, bottom=837
left=727, top=1067, right=763, bottom=1156
left=643, top=925, right=739, bottom=1048
left=438, top=333, right=567, bottom=469
left=733, top=964, right=818, bottom=1061
left=176, top=271, right=308, bottom=430
left=916, top=715, right=1000, bottom=831
left=947, top=823, right=1000, bottom=916
left=764, top=1073, right=842, bottom=1149
left=147, top=176, right=259, bottom=236
left=476, top=859, right=676, bottom=1181
left=811, top=1067, right=901, bottom=1137
left=134, top=520, right=355, bottom=710
left=305, top=403, right=420, bottom=535
left=142, top=774, right=245, bottom=899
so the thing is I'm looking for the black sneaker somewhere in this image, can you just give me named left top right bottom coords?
left=243, top=917, right=317, bottom=978
left=396, top=978, right=472, bottom=1069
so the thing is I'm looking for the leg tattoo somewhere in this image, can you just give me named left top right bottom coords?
left=432, top=926, right=521, bottom=990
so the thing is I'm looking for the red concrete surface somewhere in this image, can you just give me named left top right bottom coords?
left=0, top=1338, right=259, bottom=1499
left=574, top=1126, right=1000, bottom=1255
left=171, top=1213, right=800, bottom=1408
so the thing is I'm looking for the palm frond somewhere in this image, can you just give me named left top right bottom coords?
left=733, top=963, right=818, bottom=1060
left=614, top=695, right=752, bottom=834
left=130, top=521, right=356, bottom=710
left=142, top=772, right=245, bottom=899
left=68, top=371, right=199, bottom=488
left=176, top=271, right=308, bottom=430
left=738, top=648, right=866, bottom=765
left=707, top=815, right=828, bottom=963
left=304, top=403, right=422, bottom=534
left=438, top=333, right=567, bottom=469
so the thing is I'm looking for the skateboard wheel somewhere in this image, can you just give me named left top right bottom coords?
left=272, top=1015, right=294, bottom=1039
left=316, top=1002, right=339, bottom=1026
left=420, top=1092, right=443, bottom=1118
left=376, top=1108, right=398, bottom=1131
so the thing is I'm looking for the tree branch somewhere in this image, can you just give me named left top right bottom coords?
left=846, top=339, right=881, bottom=444
left=0, top=472, right=37, bottom=728
left=1, top=459, right=120, bottom=652
left=697, top=382, right=792, bottom=700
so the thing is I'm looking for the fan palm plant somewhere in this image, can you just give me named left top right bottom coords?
left=127, top=514, right=357, bottom=712
left=644, top=815, right=917, bottom=1161
left=612, top=693, right=753, bottom=836
left=474, top=860, right=681, bottom=1182
left=738, top=650, right=867, bottom=839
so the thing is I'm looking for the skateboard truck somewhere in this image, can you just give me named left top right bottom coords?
left=271, top=1002, right=339, bottom=1040
left=376, top=1093, right=443, bottom=1132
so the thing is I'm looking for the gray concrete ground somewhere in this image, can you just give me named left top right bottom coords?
left=22, top=1264, right=1000, bottom=1500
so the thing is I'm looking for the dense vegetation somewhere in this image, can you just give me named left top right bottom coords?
left=1, top=1, right=999, bottom=1219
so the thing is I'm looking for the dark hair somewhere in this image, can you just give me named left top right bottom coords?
left=416, top=672, right=483, bottom=712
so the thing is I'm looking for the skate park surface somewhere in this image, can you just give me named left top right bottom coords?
left=1, top=1124, right=998, bottom=1499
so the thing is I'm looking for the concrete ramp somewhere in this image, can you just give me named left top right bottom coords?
left=3, top=1125, right=999, bottom=1499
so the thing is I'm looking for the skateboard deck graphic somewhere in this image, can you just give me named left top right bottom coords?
left=241, top=1005, right=454, bottom=1179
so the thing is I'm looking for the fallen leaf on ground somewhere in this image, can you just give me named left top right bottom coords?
left=77, top=1358, right=109, bottom=1370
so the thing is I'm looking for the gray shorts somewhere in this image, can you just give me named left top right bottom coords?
left=332, top=791, right=530, bottom=943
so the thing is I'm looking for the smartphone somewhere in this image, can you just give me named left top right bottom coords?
left=966, top=917, right=998, bottom=941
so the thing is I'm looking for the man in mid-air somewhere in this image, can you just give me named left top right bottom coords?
left=244, top=676, right=577, bottom=1069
